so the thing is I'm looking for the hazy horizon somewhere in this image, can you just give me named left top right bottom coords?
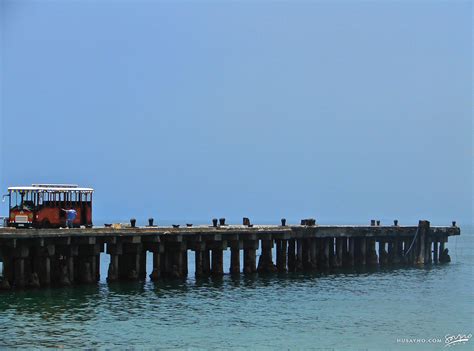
left=1, top=0, right=472, bottom=225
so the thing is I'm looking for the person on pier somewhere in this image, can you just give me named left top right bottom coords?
left=61, top=208, right=77, bottom=228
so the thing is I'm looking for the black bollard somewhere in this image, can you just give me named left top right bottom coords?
left=301, top=219, right=307, bottom=226
left=186, top=223, right=193, bottom=227
left=281, top=218, right=287, bottom=227
left=148, top=218, right=154, bottom=226
left=243, top=217, right=250, bottom=226
left=172, top=224, right=180, bottom=228
left=394, top=219, right=398, bottom=226
left=370, top=220, right=376, bottom=226
left=212, top=218, right=218, bottom=227
left=130, top=218, right=136, bottom=228
left=452, top=221, right=456, bottom=227
left=376, top=220, right=381, bottom=226
left=219, top=218, right=226, bottom=226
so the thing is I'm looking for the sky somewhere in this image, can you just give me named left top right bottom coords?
left=0, top=0, right=472, bottom=225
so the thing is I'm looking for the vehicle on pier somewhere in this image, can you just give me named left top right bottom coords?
left=2, top=184, right=94, bottom=228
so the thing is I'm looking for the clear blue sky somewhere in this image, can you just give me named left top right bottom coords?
left=1, top=0, right=472, bottom=225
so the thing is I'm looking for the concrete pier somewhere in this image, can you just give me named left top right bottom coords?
left=0, top=221, right=460, bottom=290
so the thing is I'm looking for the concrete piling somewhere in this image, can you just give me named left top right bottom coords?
left=335, top=238, right=343, bottom=267
left=433, top=241, right=439, bottom=263
left=243, top=241, right=258, bottom=274
left=258, top=240, right=277, bottom=273
left=295, top=239, right=303, bottom=271
left=366, top=239, right=378, bottom=266
left=276, top=239, right=288, bottom=272
left=287, top=239, right=296, bottom=272
left=230, top=241, right=241, bottom=275
left=378, top=241, right=388, bottom=266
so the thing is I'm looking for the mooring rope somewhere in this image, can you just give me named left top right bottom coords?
left=403, top=226, right=420, bottom=256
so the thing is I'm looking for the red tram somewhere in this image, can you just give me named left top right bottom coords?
left=3, top=184, right=94, bottom=228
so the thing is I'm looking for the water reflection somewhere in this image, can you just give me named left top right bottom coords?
left=0, top=237, right=471, bottom=349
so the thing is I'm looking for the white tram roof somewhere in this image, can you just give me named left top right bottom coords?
left=8, top=184, right=94, bottom=193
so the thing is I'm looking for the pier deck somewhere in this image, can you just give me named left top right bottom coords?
left=0, top=221, right=460, bottom=290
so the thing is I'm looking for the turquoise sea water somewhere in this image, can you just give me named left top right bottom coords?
left=0, top=225, right=472, bottom=350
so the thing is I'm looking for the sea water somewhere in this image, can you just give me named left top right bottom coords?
left=0, top=225, right=472, bottom=350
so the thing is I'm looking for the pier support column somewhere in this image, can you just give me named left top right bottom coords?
left=287, top=239, right=296, bottom=272
left=150, top=252, right=161, bottom=281
left=329, top=238, right=337, bottom=268
left=439, top=239, right=450, bottom=263
left=335, top=238, right=343, bottom=267
left=118, top=243, right=148, bottom=280
left=209, top=241, right=226, bottom=277
left=229, top=241, right=242, bottom=275
left=367, top=239, right=378, bottom=266
left=182, top=250, right=188, bottom=277
left=295, top=239, right=303, bottom=271
left=341, top=238, right=349, bottom=267
left=12, top=246, right=29, bottom=288
left=165, top=242, right=187, bottom=279
left=107, top=243, right=122, bottom=282
left=378, top=241, right=388, bottom=265
left=425, top=236, right=432, bottom=264
left=433, top=241, right=439, bottom=263
left=78, top=244, right=101, bottom=283
left=149, top=244, right=163, bottom=281
left=35, top=245, right=55, bottom=287
left=356, top=238, right=366, bottom=266
left=276, top=239, right=288, bottom=272
left=0, top=247, right=13, bottom=289
left=404, top=237, right=414, bottom=264
left=139, top=249, right=148, bottom=280
left=416, top=221, right=430, bottom=264
left=211, top=248, right=224, bottom=276
left=391, top=238, right=401, bottom=264
left=320, top=238, right=329, bottom=268
left=301, top=239, right=311, bottom=270
left=192, top=242, right=205, bottom=278
left=202, top=249, right=211, bottom=276
left=309, top=238, right=318, bottom=270
left=55, top=245, right=78, bottom=286
left=66, top=245, right=78, bottom=285
left=348, top=238, right=355, bottom=267
left=243, top=241, right=258, bottom=274
left=258, top=240, right=277, bottom=273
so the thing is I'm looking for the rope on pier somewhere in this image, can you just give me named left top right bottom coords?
left=403, top=227, right=419, bottom=256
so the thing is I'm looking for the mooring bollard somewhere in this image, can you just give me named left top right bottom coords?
left=370, top=219, right=376, bottom=226
left=281, top=218, right=287, bottom=226
left=172, top=224, right=180, bottom=228
left=243, top=217, right=250, bottom=226
left=130, top=218, right=136, bottom=228
left=301, top=219, right=307, bottom=226
left=148, top=218, right=154, bottom=226
left=186, top=223, right=193, bottom=227
left=452, top=221, right=456, bottom=227
left=212, top=218, right=218, bottom=227
left=219, top=218, right=226, bottom=226
left=376, top=220, right=381, bottom=226
left=394, top=219, right=399, bottom=226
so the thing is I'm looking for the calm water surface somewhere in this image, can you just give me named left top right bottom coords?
left=0, top=225, right=472, bottom=350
